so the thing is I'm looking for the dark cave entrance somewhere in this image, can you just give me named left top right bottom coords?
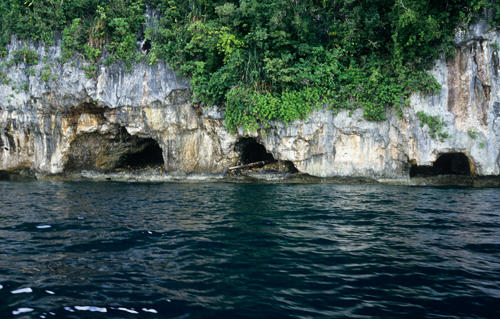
left=64, top=115, right=166, bottom=172
left=410, top=153, right=471, bottom=177
left=235, top=137, right=275, bottom=165
left=117, top=138, right=164, bottom=169
left=231, top=137, right=299, bottom=174
left=142, top=39, right=151, bottom=53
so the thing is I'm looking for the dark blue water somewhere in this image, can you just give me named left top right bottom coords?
left=0, top=181, right=499, bottom=318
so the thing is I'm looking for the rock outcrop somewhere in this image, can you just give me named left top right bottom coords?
left=1, top=22, right=499, bottom=184
left=0, top=39, right=238, bottom=175
left=258, top=22, right=500, bottom=182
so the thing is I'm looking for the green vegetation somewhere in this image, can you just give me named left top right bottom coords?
left=145, top=0, right=498, bottom=131
left=41, top=64, right=51, bottom=82
left=416, top=111, right=450, bottom=142
left=83, top=64, right=98, bottom=79
left=21, top=81, right=29, bottom=92
left=492, top=41, right=500, bottom=52
left=1, top=1, right=499, bottom=131
left=484, top=0, right=500, bottom=27
left=468, top=129, right=478, bottom=139
left=26, top=67, right=35, bottom=76
left=12, top=46, right=38, bottom=66
left=1, top=73, right=12, bottom=86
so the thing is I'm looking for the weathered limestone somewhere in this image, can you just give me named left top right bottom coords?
left=258, top=21, right=500, bottom=179
left=1, top=21, right=499, bottom=182
left=0, top=37, right=237, bottom=175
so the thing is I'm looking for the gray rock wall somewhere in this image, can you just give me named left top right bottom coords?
left=1, top=22, right=499, bottom=181
left=0, top=37, right=237, bottom=175
left=258, top=22, right=500, bottom=179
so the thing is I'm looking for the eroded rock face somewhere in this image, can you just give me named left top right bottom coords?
left=1, top=21, right=500, bottom=182
left=258, top=22, right=500, bottom=179
left=0, top=37, right=237, bottom=175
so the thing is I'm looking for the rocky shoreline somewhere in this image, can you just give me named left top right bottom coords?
left=2, top=166, right=499, bottom=187
left=1, top=23, right=500, bottom=184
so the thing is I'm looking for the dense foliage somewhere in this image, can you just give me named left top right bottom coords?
left=1, top=0, right=499, bottom=131
left=0, top=0, right=145, bottom=68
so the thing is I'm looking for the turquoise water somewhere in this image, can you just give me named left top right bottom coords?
left=0, top=181, right=499, bottom=318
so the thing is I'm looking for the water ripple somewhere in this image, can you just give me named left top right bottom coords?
left=0, top=181, right=499, bottom=318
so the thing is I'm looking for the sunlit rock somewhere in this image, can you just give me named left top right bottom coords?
left=0, top=22, right=499, bottom=185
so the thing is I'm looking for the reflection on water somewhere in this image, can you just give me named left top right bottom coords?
left=0, top=181, right=499, bottom=318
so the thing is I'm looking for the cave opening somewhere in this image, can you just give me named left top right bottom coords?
left=117, top=138, right=164, bottom=169
left=410, top=152, right=471, bottom=177
left=142, top=39, right=151, bottom=53
left=280, top=160, right=299, bottom=174
left=235, top=137, right=275, bottom=165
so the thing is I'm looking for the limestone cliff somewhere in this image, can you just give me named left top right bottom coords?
left=258, top=22, right=500, bottom=182
left=1, top=22, right=499, bottom=184
left=0, top=38, right=237, bottom=175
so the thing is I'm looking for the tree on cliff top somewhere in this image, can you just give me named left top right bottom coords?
left=0, top=0, right=498, bottom=132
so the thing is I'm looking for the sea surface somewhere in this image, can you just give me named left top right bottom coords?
left=0, top=181, right=499, bottom=318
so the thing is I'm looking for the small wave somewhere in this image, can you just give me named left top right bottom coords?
left=74, top=306, right=107, bottom=312
left=12, top=308, right=34, bottom=315
left=11, top=287, right=32, bottom=294
left=0, top=284, right=3, bottom=289
left=36, top=225, right=52, bottom=229
left=1, top=182, right=499, bottom=318
left=142, top=308, right=158, bottom=313
left=118, top=307, right=139, bottom=314
left=45, top=290, right=55, bottom=294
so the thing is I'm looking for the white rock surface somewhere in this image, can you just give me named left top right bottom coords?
left=1, top=23, right=499, bottom=181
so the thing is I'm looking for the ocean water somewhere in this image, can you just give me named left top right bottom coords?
left=0, top=181, right=499, bottom=318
